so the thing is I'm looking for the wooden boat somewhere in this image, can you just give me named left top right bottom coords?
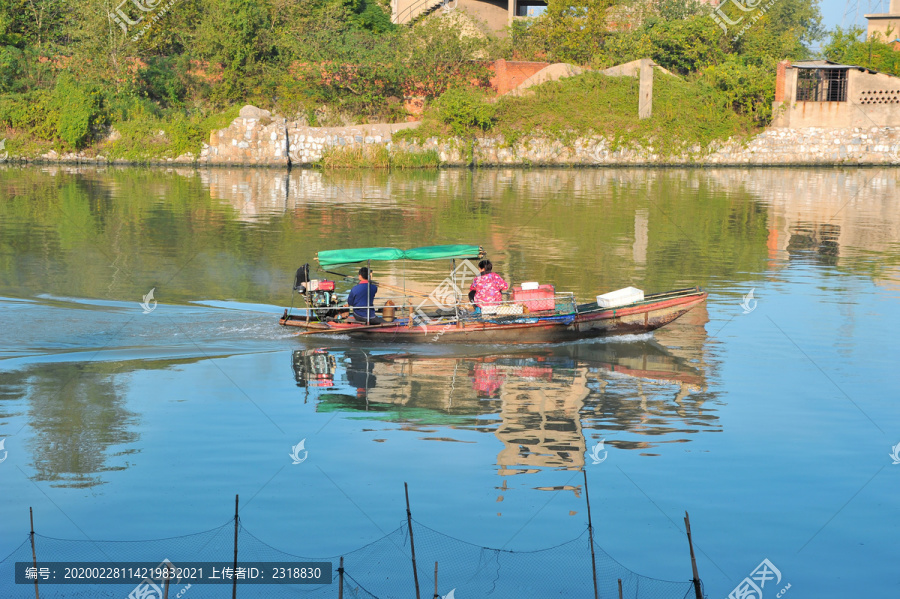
left=278, top=245, right=707, bottom=344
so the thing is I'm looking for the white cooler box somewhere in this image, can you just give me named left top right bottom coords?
left=596, top=287, right=644, bottom=308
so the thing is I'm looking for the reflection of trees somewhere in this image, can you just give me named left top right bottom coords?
left=5, top=166, right=900, bottom=307
left=6, top=354, right=216, bottom=488
left=2, top=166, right=778, bottom=306
left=21, top=363, right=139, bottom=488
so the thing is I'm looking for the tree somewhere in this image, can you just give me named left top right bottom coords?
left=824, top=27, right=900, bottom=76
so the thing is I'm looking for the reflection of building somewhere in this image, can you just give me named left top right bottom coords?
left=297, top=339, right=718, bottom=481
left=701, top=169, right=900, bottom=290
left=495, top=366, right=589, bottom=473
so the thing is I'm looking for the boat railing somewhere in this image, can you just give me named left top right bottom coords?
left=403, top=292, right=579, bottom=324
left=475, top=292, right=577, bottom=317
left=302, top=291, right=579, bottom=324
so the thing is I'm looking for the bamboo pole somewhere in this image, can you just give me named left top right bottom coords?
left=375, top=281, right=431, bottom=299
left=233, top=495, right=239, bottom=599
left=404, top=483, right=421, bottom=599
left=618, top=578, right=623, bottom=599
left=583, top=471, right=599, bottom=599
left=338, top=557, right=344, bottom=599
left=30, top=507, right=39, bottom=599
left=433, top=562, right=439, bottom=599
left=684, top=511, right=703, bottom=599
left=163, top=571, right=170, bottom=599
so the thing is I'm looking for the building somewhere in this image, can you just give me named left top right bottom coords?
left=865, top=0, right=900, bottom=44
left=771, top=60, right=900, bottom=128
left=391, top=0, right=547, bottom=33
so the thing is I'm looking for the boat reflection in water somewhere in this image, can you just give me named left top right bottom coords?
left=291, top=311, right=718, bottom=480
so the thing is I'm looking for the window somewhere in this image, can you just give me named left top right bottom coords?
left=796, top=69, right=848, bottom=102
left=516, top=1, right=547, bottom=17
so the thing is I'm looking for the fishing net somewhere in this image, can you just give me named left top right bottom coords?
left=0, top=518, right=696, bottom=599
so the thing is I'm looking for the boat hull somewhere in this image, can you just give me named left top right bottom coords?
left=279, top=288, right=707, bottom=344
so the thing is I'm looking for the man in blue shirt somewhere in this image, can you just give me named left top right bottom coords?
left=346, top=267, right=382, bottom=324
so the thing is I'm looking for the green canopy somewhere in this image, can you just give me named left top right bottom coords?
left=317, top=244, right=482, bottom=267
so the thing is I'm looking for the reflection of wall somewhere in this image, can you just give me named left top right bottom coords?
left=360, top=356, right=590, bottom=471
left=196, top=166, right=900, bottom=294
left=495, top=368, right=589, bottom=473
left=200, top=169, right=402, bottom=222
left=704, top=169, right=900, bottom=287
left=320, top=342, right=716, bottom=473
left=18, top=166, right=897, bottom=304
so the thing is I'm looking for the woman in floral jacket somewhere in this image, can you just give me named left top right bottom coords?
left=468, top=259, right=508, bottom=311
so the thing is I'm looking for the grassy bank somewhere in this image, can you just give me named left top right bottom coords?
left=317, top=145, right=441, bottom=169
left=0, top=104, right=241, bottom=162
left=396, top=72, right=761, bottom=156
left=0, top=0, right=835, bottom=166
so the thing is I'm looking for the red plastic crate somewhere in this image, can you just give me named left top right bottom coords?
left=512, top=284, right=555, bottom=311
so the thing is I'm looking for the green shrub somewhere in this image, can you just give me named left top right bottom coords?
left=135, top=57, right=188, bottom=108
left=51, top=76, right=105, bottom=149
left=0, top=89, right=57, bottom=140
left=824, top=27, right=900, bottom=77
left=0, top=46, right=25, bottom=94
left=103, top=106, right=240, bottom=160
left=434, top=88, right=495, bottom=136
left=702, top=60, right=776, bottom=126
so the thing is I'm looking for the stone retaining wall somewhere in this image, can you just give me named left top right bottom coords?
left=200, top=105, right=421, bottom=167
left=196, top=106, right=900, bottom=166
left=9, top=105, right=900, bottom=166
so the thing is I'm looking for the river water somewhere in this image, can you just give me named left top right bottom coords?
left=0, top=165, right=898, bottom=598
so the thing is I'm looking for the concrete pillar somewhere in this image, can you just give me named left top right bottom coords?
left=891, top=0, right=899, bottom=15
left=846, top=68, right=860, bottom=106
left=784, top=67, right=798, bottom=102
left=508, top=0, right=515, bottom=26
left=775, top=60, right=790, bottom=102
left=638, top=59, right=653, bottom=120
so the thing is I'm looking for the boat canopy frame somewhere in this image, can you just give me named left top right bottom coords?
left=296, top=244, right=580, bottom=329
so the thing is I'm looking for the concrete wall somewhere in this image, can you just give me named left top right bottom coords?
left=772, top=67, right=900, bottom=128
left=489, top=59, right=551, bottom=95
left=865, top=0, right=900, bottom=41
left=455, top=0, right=510, bottom=34
left=866, top=15, right=900, bottom=40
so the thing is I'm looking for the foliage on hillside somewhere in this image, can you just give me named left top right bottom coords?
left=398, top=72, right=758, bottom=155
left=824, top=27, right=900, bottom=76
left=0, top=0, right=836, bottom=159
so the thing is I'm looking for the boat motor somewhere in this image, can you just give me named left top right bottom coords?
left=294, top=263, right=339, bottom=321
